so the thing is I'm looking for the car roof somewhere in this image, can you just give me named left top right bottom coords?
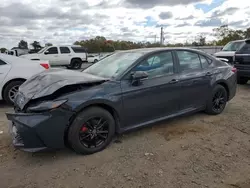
left=116, top=47, right=207, bottom=54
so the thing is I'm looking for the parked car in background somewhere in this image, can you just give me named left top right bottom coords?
left=6, top=48, right=237, bottom=155
left=233, top=39, right=250, bottom=84
left=20, top=45, right=87, bottom=69
left=214, top=39, right=247, bottom=63
left=0, top=54, right=50, bottom=104
left=5, top=49, right=29, bottom=57
left=87, top=54, right=99, bottom=63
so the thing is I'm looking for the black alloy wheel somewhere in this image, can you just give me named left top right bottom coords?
left=68, top=107, right=115, bottom=154
left=212, top=88, right=227, bottom=113
left=205, top=85, right=228, bottom=115
left=79, top=117, right=109, bottom=148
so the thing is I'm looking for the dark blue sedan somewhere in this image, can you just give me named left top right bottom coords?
left=6, top=48, right=237, bottom=154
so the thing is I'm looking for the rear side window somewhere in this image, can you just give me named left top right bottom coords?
left=71, top=47, right=86, bottom=53
left=0, top=59, right=6, bottom=65
left=60, top=47, right=70, bottom=54
left=176, top=51, right=201, bottom=71
left=199, top=55, right=210, bottom=69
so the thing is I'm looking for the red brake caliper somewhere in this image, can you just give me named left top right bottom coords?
left=81, top=125, right=88, bottom=132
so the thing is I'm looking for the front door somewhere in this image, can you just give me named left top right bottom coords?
left=42, top=47, right=59, bottom=66
left=121, top=51, right=181, bottom=128
left=175, top=50, right=212, bottom=110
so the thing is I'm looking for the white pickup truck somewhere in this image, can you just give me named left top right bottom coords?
left=20, top=45, right=88, bottom=69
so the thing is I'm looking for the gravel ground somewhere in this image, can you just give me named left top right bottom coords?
left=1, top=85, right=250, bottom=188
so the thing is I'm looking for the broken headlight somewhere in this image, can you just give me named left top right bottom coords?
left=28, top=99, right=67, bottom=112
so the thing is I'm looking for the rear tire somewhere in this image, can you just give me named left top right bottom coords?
left=68, top=59, right=82, bottom=70
left=237, top=77, right=248, bottom=85
left=68, top=107, right=115, bottom=155
left=94, top=59, right=98, bottom=63
left=3, top=80, right=24, bottom=105
left=205, top=85, right=228, bottom=115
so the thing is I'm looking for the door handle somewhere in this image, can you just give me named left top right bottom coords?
left=169, top=79, right=179, bottom=84
left=205, top=72, right=213, bottom=76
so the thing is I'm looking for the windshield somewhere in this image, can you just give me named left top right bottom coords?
left=37, top=47, right=48, bottom=54
left=222, top=41, right=245, bottom=51
left=83, top=52, right=144, bottom=78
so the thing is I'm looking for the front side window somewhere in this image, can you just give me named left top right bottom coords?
left=133, top=51, right=174, bottom=78
left=239, top=43, right=250, bottom=53
left=46, top=47, right=58, bottom=54
left=176, top=51, right=201, bottom=71
left=60, top=47, right=70, bottom=54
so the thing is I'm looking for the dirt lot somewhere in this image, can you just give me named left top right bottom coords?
left=1, top=85, right=250, bottom=188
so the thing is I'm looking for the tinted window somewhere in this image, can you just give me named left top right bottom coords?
left=199, top=55, right=209, bottom=69
left=60, top=47, right=70, bottom=54
left=240, top=43, right=250, bottom=53
left=0, top=59, right=6, bottom=65
left=72, top=47, right=86, bottom=53
left=133, top=51, right=174, bottom=78
left=176, top=51, right=201, bottom=71
left=46, top=47, right=58, bottom=54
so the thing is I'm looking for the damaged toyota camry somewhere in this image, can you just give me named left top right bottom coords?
left=6, top=48, right=237, bottom=154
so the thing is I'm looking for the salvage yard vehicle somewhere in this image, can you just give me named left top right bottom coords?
left=6, top=48, right=237, bottom=155
left=20, top=45, right=87, bottom=69
left=233, top=39, right=250, bottom=84
left=214, top=39, right=249, bottom=63
left=0, top=54, right=50, bottom=105
left=87, top=54, right=99, bottom=63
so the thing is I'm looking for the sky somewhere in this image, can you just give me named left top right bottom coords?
left=0, top=0, right=249, bottom=49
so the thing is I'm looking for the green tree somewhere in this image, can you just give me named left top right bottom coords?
left=30, top=41, right=42, bottom=51
left=18, top=40, right=28, bottom=49
left=45, top=43, right=53, bottom=47
left=0, top=48, right=7, bottom=53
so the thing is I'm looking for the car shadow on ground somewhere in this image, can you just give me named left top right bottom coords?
left=18, top=111, right=207, bottom=164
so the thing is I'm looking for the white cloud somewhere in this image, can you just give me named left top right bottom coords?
left=0, top=0, right=249, bottom=49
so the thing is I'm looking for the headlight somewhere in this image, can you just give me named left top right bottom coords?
left=28, top=99, right=67, bottom=112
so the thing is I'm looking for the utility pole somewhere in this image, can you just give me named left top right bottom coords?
left=160, top=27, right=163, bottom=45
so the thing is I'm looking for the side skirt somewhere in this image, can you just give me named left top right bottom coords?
left=117, top=106, right=205, bottom=134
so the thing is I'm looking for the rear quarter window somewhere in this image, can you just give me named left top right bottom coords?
left=71, top=47, right=86, bottom=53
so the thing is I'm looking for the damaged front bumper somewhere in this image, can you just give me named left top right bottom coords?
left=6, top=108, right=74, bottom=152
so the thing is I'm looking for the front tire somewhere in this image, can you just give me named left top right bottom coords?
left=205, top=85, right=228, bottom=115
left=3, top=80, right=24, bottom=105
left=68, top=107, right=115, bottom=155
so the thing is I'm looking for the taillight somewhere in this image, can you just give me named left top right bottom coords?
left=40, top=63, right=50, bottom=69
left=231, top=67, right=237, bottom=73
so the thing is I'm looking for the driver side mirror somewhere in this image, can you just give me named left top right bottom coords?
left=44, top=51, right=49, bottom=55
left=131, top=71, right=148, bottom=86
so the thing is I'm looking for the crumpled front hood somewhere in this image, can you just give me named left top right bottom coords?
left=15, top=69, right=107, bottom=109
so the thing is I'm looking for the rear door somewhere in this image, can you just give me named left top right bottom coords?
left=120, top=51, right=181, bottom=128
left=59, top=47, right=71, bottom=65
left=174, top=50, right=212, bottom=110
